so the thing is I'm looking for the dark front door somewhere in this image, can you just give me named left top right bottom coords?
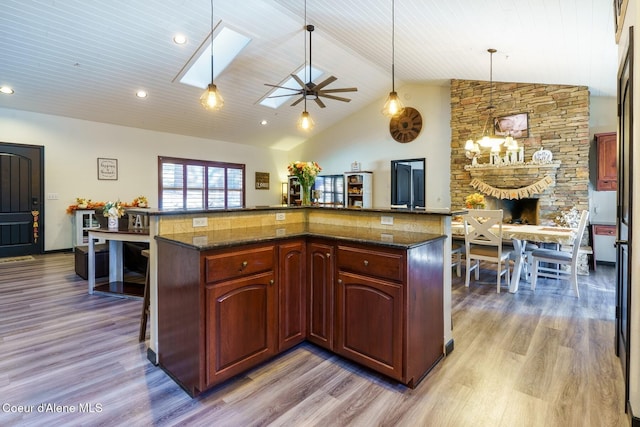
left=616, top=26, right=632, bottom=407
left=0, top=142, right=44, bottom=257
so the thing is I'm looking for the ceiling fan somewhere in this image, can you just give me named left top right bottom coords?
left=264, top=24, right=357, bottom=108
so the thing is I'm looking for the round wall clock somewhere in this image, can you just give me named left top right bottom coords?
left=389, top=107, right=423, bottom=143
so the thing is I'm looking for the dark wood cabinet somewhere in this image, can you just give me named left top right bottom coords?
left=157, top=233, right=445, bottom=395
left=336, top=270, right=403, bottom=380
left=334, top=241, right=445, bottom=388
left=307, top=239, right=334, bottom=350
left=205, top=270, right=276, bottom=387
left=596, top=132, right=617, bottom=191
left=278, top=240, right=306, bottom=351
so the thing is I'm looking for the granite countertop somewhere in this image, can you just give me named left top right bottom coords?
left=155, top=222, right=445, bottom=251
left=129, top=205, right=463, bottom=217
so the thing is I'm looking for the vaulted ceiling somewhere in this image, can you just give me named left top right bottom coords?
left=0, top=0, right=617, bottom=151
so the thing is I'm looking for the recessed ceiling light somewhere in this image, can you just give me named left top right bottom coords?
left=135, top=90, right=148, bottom=98
left=260, top=119, right=268, bottom=126
left=173, top=33, right=187, bottom=45
left=0, top=86, right=14, bottom=94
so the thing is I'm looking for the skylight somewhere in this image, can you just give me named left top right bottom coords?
left=178, top=25, right=251, bottom=89
left=259, top=66, right=324, bottom=109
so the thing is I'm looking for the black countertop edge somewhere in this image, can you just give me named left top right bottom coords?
left=127, top=206, right=463, bottom=217
left=155, top=227, right=446, bottom=252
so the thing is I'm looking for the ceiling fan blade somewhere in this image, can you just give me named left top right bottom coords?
left=318, top=87, right=358, bottom=93
left=267, top=92, right=303, bottom=99
left=290, top=74, right=307, bottom=88
left=264, top=83, right=301, bottom=91
left=290, top=96, right=304, bottom=107
left=313, top=76, right=337, bottom=90
left=315, top=97, right=326, bottom=108
left=320, top=94, right=352, bottom=102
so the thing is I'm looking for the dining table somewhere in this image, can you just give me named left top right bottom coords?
left=451, top=222, right=577, bottom=293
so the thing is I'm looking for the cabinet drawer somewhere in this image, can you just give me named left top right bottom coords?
left=337, top=245, right=404, bottom=282
left=593, top=225, right=616, bottom=236
left=205, top=245, right=274, bottom=283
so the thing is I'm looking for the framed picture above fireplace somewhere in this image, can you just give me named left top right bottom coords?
left=494, top=112, right=528, bottom=138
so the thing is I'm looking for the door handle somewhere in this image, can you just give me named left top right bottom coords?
left=615, top=240, right=628, bottom=247
left=32, top=197, right=39, bottom=206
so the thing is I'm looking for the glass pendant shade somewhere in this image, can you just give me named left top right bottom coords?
left=200, top=83, right=224, bottom=111
left=297, top=110, right=314, bottom=131
left=382, top=91, right=404, bottom=117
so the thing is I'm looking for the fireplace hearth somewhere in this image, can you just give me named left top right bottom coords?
left=486, top=197, right=539, bottom=224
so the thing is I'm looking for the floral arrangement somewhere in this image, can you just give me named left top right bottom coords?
left=66, top=199, right=105, bottom=214
left=67, top=196, right=148, bottom=214
left=103, top=200, right=126, bottom=218
left=465, top=193, right=486, bottom=209
left=287, top=161, right=322, bottom=187
left=554, top=207, right=580, bottom=228
left=132, top=195, right=148, bottom=207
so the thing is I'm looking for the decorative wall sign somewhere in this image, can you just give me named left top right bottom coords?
left=494, top=112, right=528, bottom=138
left=255, top=172, right=270, bottom=190
left=469, top=176, right=554, bottom=199
left=97, top=158, right=118, bottom=180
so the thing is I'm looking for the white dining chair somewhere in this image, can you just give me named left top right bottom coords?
left=530, top=210, right=590, bottom=297
left=463, top=209, right=513, bottom=293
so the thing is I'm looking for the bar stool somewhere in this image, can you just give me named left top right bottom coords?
left=139, top=249, right=150, bottom=342
left=451, top=241, right=464, bottom=277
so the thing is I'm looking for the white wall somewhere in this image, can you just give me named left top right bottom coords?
left=588, top=96, right=618, bottom=262
left=0, top=108, right=288, bottom=251
left=296, top=84, right=452, bottom=209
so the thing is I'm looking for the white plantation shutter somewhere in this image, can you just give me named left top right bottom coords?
left=160, top=157, right=245, bottom=209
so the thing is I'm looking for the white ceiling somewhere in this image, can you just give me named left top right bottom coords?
left=0, top=0, right=618, bottom=151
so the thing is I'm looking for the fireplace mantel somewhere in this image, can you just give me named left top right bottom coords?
left=465, top=161, right=561, bottom=188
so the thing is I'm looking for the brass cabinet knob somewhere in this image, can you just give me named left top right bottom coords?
left=363, top=260, right=369, bottom=267
left=269, top=279, right=274, bottom=285
left=326, top=253, right=331, bottom=258
left=338, top=279, right=343, bottom=284
left=241, top=261, right=248, bottom=268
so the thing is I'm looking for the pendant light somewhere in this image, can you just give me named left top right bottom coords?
left=382, top=0, right=404, bottom=117
left=297, top=0, right=314, bottom=131
left=199, top=0, right=224, bottom=111
left=472, top=48, right=504, bottom=148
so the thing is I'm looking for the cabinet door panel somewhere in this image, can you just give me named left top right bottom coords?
left=335, top=271, right=403, bottom=381
left=307, top=241, right=334, bottom=349
left=278, top=240, right=306, bottom=351
left=206, top=271, right=276, bottom=386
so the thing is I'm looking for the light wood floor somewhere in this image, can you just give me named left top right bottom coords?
left=0, top=252, right=628, bottom=426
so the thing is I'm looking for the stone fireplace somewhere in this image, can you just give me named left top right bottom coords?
left=449, top=79, right=590, bottom=225
left=465, top=162, right=561, bottom=225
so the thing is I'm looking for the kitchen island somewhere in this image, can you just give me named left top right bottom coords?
left=156, top=222, right=446, bottom=396
left=131, top=205, right=457, bottom=392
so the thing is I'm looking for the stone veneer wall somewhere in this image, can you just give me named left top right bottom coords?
left=450, top=79, right=590, bottom=225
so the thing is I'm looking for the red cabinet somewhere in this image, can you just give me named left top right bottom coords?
left=596, top=132, right=617, bottom=191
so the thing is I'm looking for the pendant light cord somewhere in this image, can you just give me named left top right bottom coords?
left=391, top=0, right=396, bottom=92
left=304, top=0, right=308, bottom=111
left=209, top=0, right=214, bottom=83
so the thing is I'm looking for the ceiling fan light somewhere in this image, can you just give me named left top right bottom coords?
left=382, top=91, right=404, bottom=117
left=297, top=110, right=314, bottom=131
left=200, top=83, right=224, bottom=111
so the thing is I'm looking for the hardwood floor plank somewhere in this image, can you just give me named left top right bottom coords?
left=0, top=254, right=628, bottom=426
